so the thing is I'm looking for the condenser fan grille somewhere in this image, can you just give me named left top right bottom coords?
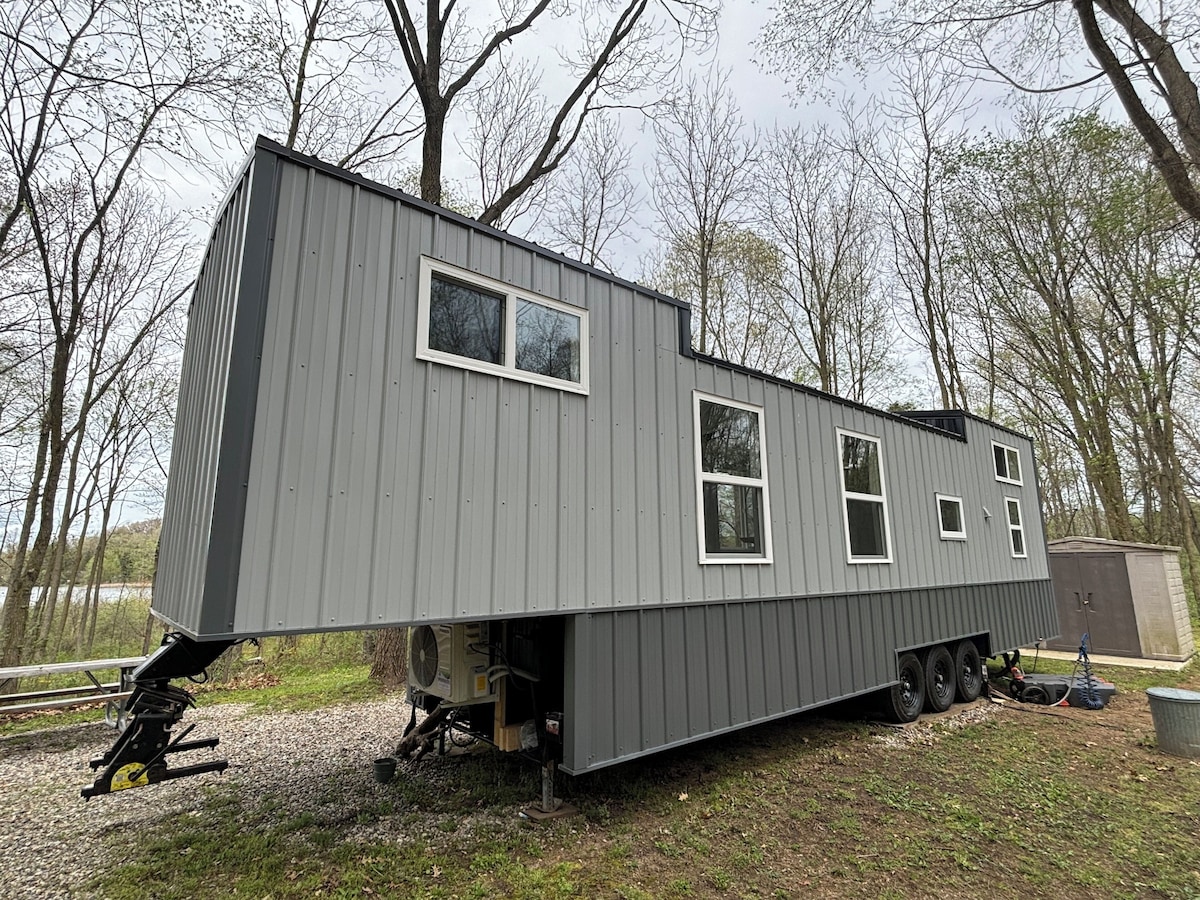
left=411, top=625, right=439, bottom=688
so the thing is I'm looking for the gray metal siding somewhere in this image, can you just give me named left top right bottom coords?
left=157, top=144, right=1052, bottom=637
left=562, top=580, right=1056, bottom=773
left=155, top=157, right=264, bottom=636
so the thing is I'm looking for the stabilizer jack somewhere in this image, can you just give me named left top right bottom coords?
left=82, top=633, right=234, bottom=799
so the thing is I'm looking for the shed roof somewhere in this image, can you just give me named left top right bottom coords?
left=1048, top=536, right=1181, bottom=554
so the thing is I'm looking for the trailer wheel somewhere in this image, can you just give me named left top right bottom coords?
left=923, top=645, right=955, bottom=713
left=953, top=640, right=984, bottom=703
left=882, top=652, right=926, bottom=723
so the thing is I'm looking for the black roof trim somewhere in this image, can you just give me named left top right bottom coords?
left=899, top=410, right=1032, bottom=442
left=690, top=351, right=968, bottom=441
left=961, top=410, right=1033, bottom=442
left=253, top=136, right=689, bottom=310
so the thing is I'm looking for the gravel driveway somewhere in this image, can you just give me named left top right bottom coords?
left=0, top=700, right=413, bottom=900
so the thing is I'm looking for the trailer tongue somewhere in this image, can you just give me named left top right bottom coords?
left=82, top=633, right=234, bottom=799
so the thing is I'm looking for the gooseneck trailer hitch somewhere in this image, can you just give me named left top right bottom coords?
left=82, top=633, right=234, bottom=799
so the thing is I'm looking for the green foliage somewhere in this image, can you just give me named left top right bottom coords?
left=83, top=519, right=161, bottom=585
left=0, top=518, right=161, bottom=587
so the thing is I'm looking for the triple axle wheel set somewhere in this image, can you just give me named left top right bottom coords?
left=883, top=639, right=985, bottom=723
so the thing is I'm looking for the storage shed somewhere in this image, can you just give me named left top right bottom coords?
left=1046, top=537, right=1194, bottom=662
left=118, top=137, right=1059, bottom=784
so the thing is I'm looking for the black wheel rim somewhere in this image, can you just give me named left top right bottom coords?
left=900, top=664, right=921, bottom=714
left=933, top=657, right=953, bottom=704
left=961, top=657, right=981, bottom=693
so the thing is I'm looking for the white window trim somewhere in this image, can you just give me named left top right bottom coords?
left=992, top=440, right=1022, bottom=486
left=1005, top=497, right=1027, bottom=559
left=936, top=493, right=967, bottom=541
left=416, top=256, right=590, bottom=395
left=836, top=428, right=893, bottom=564
left=693, top=391, right=773, bottom=565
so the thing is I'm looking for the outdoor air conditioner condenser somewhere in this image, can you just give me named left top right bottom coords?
left=407, top=622, right=497, bottom=704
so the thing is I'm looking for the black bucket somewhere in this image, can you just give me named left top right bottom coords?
left=373, top=756, right=397, bottom=783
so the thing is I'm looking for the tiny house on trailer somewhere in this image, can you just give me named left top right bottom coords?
left=83, top=139, right=1058, bottom=798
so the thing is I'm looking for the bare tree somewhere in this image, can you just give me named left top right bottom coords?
left=846, top=58, right=974, bottom=409
left=755, top=124, right=901, bottom=402
left=540, top=113, right=639, bottom=270
left=759, top=0, right=1200, bottom=222
left=379, top=0, right=715, bottom=213
left=458, top=58, right=554, bottom=231
left=650, top=68, right=759, bottom=355
left=0, top=0, right=262, bottom=671
left=261, top=0, right=422, bottom=173
left=654, top=225, right=799, bottom=376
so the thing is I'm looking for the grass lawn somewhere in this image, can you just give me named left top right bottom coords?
left=11, top=655, right=1186, bottom=899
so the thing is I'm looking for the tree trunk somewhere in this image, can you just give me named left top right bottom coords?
left=369, top=627, right=408, bottom=688
left=420, top=101, right=446, bottom=204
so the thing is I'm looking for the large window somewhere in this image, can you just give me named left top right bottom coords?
left=838, top=429, right=892, bottom=563
left=992, top=440, right=1022, bottom=485
left=694, top=394, right=771, bottom=564
left=936, top=493, right=966, bottom=541
left=1006, top=498, right=1027, bottom=558
left=418, top=258, right=588, bottom=393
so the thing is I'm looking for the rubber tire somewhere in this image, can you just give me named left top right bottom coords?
left=923, top=645, right=955, bottom=713
left=953, top=640, right=984, bottom=703
left=1021, top=683, right=1050, bottom=705
left=882, top=652, right=926, bottom=723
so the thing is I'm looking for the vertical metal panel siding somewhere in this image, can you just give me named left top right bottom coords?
left=154, top=167, right=254, bottom=633
left=188, top=150, right=1054, bottom=636
left=563, top=579, right=1056, bottom=773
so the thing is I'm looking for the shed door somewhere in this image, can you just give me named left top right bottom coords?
left=1052, top=553, right=1140, bottom=656
left=1048, top=555, right=1088, bottom=652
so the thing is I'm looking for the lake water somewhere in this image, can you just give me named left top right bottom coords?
left=0, top=585, right=152, bottom=605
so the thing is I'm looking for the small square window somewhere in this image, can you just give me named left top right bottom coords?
left=936, top=494, right=966, bottom=540
left=700, top=403, right=761, bottom=479
left=702, top=482, right=763, bottom=554
left=992, top=441, right=1022, bottom=485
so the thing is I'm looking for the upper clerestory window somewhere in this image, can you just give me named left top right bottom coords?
left=417, top=257, right=588, bottom=394
left=992, top=440, right=1021, bottom=485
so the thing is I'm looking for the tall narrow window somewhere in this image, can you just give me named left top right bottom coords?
left=418, top=257, right=588, bottom=394
left=694, top=393, right=771, bottom=563
left=992, top=440, right=1022, bottom=485
left=1006, top=498, right=1027, bottom=558
left=937, top=493, right=966, bottom=541
left=838, top=429, right=892, bottom=563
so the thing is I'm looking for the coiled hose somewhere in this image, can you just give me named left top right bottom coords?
left=1072, top=633, right=1106, bottom=710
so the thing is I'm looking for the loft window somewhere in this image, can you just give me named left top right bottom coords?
left=515, top=299, right=581, bottom=382
left=1006, top=498, right=1027, bottom=558
left=838, top=429, right=892, bottom=563
left=993, top=440, right=1022, bottom=485
left=418, top=257, right=588, bottom=394
left=694, top=393, right=772, bottom=564
left=936, top=493, right=966, bottom=541
left=428, top=277, right=503, bottom=364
